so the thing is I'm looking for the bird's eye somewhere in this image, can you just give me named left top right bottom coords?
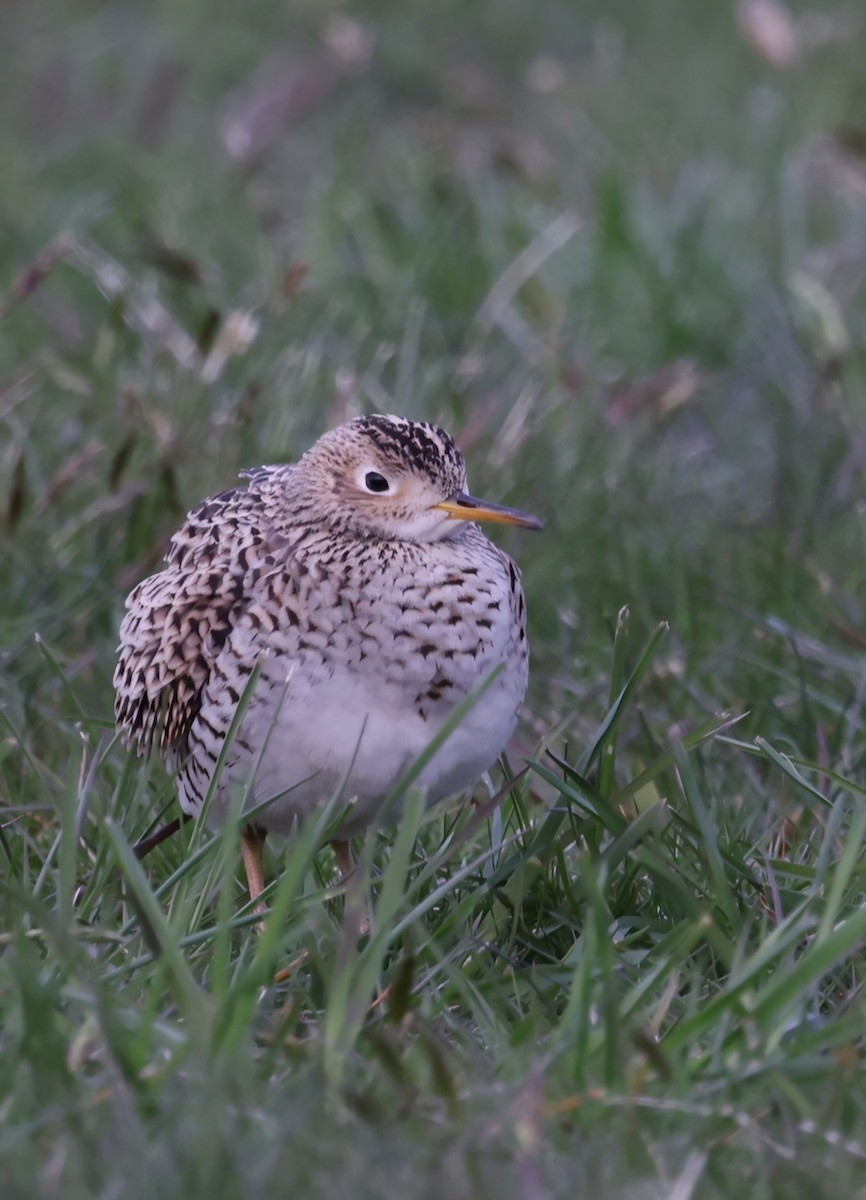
left=364, top=471, right=390, bottom=494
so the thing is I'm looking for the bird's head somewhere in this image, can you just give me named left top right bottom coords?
left=294, top=413, right=542, bottom=543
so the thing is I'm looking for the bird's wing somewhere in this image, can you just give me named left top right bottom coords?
left=114, top=475, right=285, bottom=761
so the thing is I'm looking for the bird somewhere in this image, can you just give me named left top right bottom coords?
left=114, top=413, right=541, bottom=908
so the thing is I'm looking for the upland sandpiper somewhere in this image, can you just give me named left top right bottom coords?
left=114, top=414, right=541, bottom=905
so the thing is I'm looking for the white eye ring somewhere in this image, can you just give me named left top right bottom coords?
left=361, top=469, right=391, bottom=494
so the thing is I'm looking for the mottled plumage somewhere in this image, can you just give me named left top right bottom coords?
left=114, top=414, right=540, bottom=894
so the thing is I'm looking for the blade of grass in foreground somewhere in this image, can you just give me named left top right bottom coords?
left=487, top=622, right=671, bottom=888
left=754, top=737, right=833, bottom=810
left=322, top=787, right=427, bottom=1088
left=660, top=888, right=866, bottom=1065
left=673, top=743, right=740, bottom=931
left=104, top=817, right=211, bottom=1034
left=597, top=605, right=631, bottom=800
left=207, top=794, right=343, bottom=1057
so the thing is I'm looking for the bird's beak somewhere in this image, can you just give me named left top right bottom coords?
left=433, top=490, right=543, bottom=531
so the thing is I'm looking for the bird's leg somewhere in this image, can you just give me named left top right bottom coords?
left=242, top=823, right=268, bottom=915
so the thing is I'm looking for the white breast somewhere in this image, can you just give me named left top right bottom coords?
left=178, top=525, right=529, bottom=835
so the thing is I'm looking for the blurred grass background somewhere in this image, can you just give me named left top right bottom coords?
left=2, top=1, right=866, bottom=1196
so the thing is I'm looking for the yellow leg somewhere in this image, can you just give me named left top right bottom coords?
left=242, top=824, right=268, bottom=914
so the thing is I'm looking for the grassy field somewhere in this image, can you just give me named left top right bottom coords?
left=3, top=1, right=866, bottom=1195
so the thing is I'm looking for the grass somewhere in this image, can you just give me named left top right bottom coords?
left=3, top=0, right=866, bottom=1195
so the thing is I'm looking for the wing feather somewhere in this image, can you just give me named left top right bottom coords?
left=114, top=476, right=282, bottom=760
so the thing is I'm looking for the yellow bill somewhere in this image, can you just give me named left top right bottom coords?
left=434, top=491, right=543, bottom=531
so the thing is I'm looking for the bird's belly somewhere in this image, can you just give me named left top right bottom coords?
left=209, top=660, right=523, bottom=836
